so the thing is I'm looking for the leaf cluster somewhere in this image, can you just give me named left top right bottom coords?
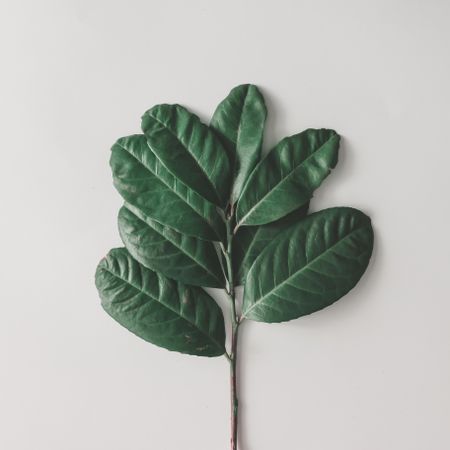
left=95, top=84, right=374, bottom=357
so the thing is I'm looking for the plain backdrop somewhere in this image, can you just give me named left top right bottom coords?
left=1, top=1, right=450, bottom=449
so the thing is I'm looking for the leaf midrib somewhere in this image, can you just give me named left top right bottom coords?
left=102, top=266, right=224, bottom=352
left=237, top=136, right=334, bottom=226
left=243, top=222, right=367, bottom=317
left=126, top=206, right=223, bottom=286
left=146, top=109, right=221, bottom=202
left=116, top=141, right=215, bottom=232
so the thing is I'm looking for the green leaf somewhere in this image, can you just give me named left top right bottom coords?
left=142, top=104, right=231, bottom=206
left=110, top=134, right=225, bottom=242
left=233, top=203, right=309, bottom=285
left=211, top=84, right=267, bottom=204
left=236, top=129, right=340, bottom=227
left=95, top=248, right=226, bottom=357
left=242, top=207, right=374, bottom=323
left=118, top=204, right=225, bottom=288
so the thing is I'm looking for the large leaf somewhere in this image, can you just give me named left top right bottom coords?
left=242, top=207, right=374, bottom=323
left=110, top=134, right=225, bottom=242
left=118, top=204, right=225, bottom=288
left=211, top=84, right=267, bottom=204
left=236, top=129, right=340, bottom=227
left=95, top=248, right=226, bottom=356
left=233, top=203, right=309, bottom=285
left=142, top=104, right=231, bottom=206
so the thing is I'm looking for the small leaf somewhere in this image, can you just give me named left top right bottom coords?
left=211, top=84, right=267, bottom=204
left=118, top=204, right=225, bottom=288
left=110, top=134, right=225, bottom=242
left=233, top=203, right=309, bottom=285
left=95, top=248, right=226, bottom=356
left=242, top=207, right=373, bottom=323
left=142, top=104, right=231, bottom=206
left=236, top=129, right=340, bottom=227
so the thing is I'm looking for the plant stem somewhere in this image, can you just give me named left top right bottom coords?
left=224, top=216, right=240, bottom=450
left=229, top=320, right=239, bottom=450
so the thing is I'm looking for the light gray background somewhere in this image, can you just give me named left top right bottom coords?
left=1, top=1, right=450, bottom=449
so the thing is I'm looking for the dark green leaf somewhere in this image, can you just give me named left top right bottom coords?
left=95, top=248, right=226, bottom=356
left=211, top=84, right=267, bottom=204
left=242, top=207, right=373, bottom=323
left=118, top=204, right=225, bottom=288
left=233, top=203, right=309, bottom=285
left=236, top=129, right=340, bottom=227
left=142, top=104, right=231, bottom=206
left=110, top=134, right=225, bottom=242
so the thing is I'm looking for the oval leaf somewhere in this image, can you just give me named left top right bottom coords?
left=118, top=204, right=225, bottom=288
left=242, top=207, right=374, bottom=323
left=142, top=104, right=231, bottom=206
left=236, top=129, right=340, bottom=227
left=95, top=248, right=226, bottom=356
left=110, top=134, right=225, bottom=242
left=211, top=84, right=267, bottom=204
left=233, top=203, right=309, bottom=285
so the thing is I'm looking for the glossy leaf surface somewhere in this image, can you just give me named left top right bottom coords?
left=96, top=248, right=226, bottom=356
left=142, top=104, right=231, bottom=206
left=243, top=207, right=373, bottom=323
left=118, top=204, right=225, bottom=288
left=233, top=203, right=309, bottom=285
left=110, top=134, right=225, bottom=241
left=236, top=129, right=340, bottom=227
left=211, top=84, right=267, bottom=203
